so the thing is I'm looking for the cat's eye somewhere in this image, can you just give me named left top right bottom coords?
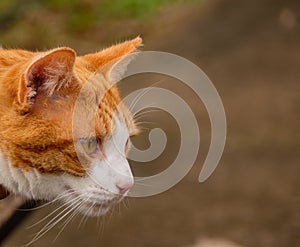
left=79, top=138, right=99, bottom=155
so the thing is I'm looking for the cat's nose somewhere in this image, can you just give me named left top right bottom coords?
left=116, top=180, right=134, bottom=194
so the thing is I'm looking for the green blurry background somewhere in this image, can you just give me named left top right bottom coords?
left=1, top=0, right=300, bottom=246
left=0, top=0, right=198, bottom=51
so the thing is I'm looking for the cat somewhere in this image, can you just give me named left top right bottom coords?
left=0, top=37, right=142, bottom=217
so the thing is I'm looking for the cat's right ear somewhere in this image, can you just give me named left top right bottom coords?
left=18, top=48, right=76, bottom=107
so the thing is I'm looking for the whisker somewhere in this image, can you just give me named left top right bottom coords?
left=122, top=197, right=130, bottom=210
left=96, top=212, right=108, bottom=239
left=78, top=194, right=94, bottom=229
left=53, top=200, right=85, bottom=242
left=134, top=122, right=157, bottom=131
left=118, top=202, right=122, bottom=216
left=133, top=108, right=161, bottom=120
left=105, top=203, right=115, bottom=225
left=128, top=80, right=163, bottom=112
left=34, top=198, right=81, bottom=234
left=20, top=190, right=76, bottom=212
left=134, top=118, right=157, bottom=125
left=26, top=199, right=82, bottom=246
left=96, top=213, right=106, bottom=238
left=27, top=191, right=80, bottom=229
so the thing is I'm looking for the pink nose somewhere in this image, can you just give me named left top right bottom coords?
left=116, top=180, right=134, bottom=194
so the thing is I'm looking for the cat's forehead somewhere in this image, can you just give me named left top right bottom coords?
left=94, top=105, right=137, bottom=140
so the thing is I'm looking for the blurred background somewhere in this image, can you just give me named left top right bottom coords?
left=1, top=0, right=300, bottom=246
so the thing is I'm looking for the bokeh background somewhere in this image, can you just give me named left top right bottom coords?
left=1, top=0, right=300, bottom=246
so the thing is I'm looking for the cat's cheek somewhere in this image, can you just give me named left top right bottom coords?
left=0, top=153, right=65, bottom=201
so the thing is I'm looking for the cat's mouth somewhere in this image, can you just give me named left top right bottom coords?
left=63, top=185, right=122, bottom=216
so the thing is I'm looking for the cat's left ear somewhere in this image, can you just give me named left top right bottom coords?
left=19, top=47, right=76, bottom=106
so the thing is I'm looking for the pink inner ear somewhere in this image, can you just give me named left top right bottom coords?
left=27, top=61, right=47, bottom=88
left=25, top=61, right=46, bottom=104
left=20, top=48, right=76, bottom=106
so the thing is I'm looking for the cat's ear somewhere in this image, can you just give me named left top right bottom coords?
left=18, top=47, right=76, bottom=106
left=83, top=37, right=142, bottom=81
left=100, top=50, right=139, bottom=83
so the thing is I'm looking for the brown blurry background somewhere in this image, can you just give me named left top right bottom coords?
left=1, top=0, right=300, bottom=246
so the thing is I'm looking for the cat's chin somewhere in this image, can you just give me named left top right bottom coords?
left=79, top=203, right=112, bottom=217
left=80, top=196, right=122, bottom=216
left=62, top=185, right=123, bottom=217
left=64, top=197, right=119, bottom=217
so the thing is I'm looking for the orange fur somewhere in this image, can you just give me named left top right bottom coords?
left=0, top=37, right=141, bottom=176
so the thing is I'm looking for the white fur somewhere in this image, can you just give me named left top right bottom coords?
left=0, top=117, right=133, bottom=216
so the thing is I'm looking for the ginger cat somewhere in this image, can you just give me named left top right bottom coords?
left=0, top=37, right=141, bottom=217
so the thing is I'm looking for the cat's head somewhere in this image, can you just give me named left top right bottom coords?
left=0, top=37, right=142, bottom=216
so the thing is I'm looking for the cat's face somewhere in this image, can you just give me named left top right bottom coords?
left=0, top=37, right=141, bottom=216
